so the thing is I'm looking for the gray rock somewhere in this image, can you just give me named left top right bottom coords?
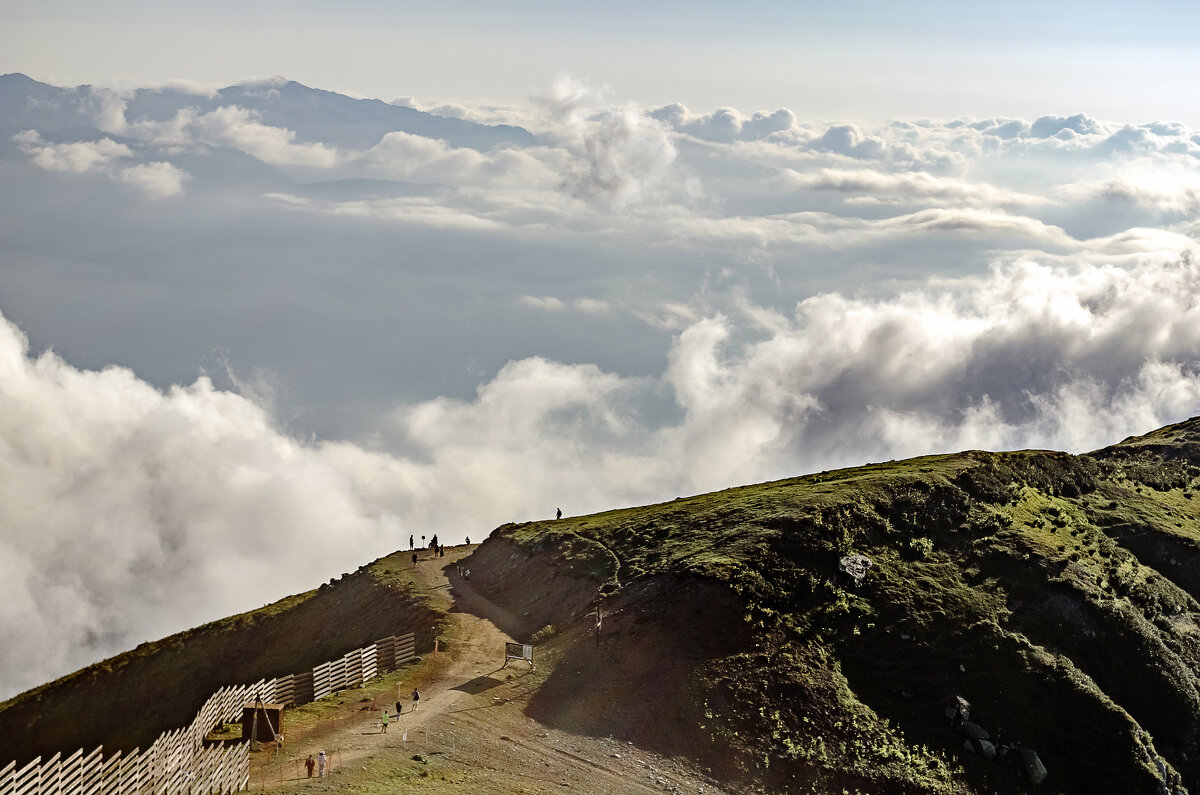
left=1021, top=748, right=1048, bottom=785
left=977, top=739, right=997, bottom=760
left=838, top=554, right=873, bottom=585
left=963, top=721, right=990, bottom=740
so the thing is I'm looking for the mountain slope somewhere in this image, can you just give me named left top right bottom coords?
left=0, top=556, right=438, bottom=766
left=464, top=421, right=1200, bottom=794
left=3, top=420, right=1199, bottom=794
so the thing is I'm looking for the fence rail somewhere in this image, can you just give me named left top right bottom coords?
left=2, top=632, right=417, bottom=794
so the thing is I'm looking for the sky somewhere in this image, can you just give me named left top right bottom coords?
left=3, top=1, right=1200, bottom=699
left=7, top=1, right=1200, bottom=124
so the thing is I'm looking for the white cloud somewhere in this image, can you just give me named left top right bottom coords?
left=784, top=167, right=1047, bottom=208
left=521, top=295, right=566, bottom=311
left=0, top=313, right=402, bottom=698
left=361, top=131, right=558, bottom=187
left=542, top=75, right=679, bottom=207
left=184, top=106, right=341, bottom=168
left=14, top=130, right=188, bottom=199
left=117, top=161, right=189, bottom=198
left=15, top=131, right=132, bottom=173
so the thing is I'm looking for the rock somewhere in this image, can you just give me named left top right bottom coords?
left=977, top=739, right=997, bottom=760
left=1021, top=747, right=1048, bottom=784
left=838, top=554, right=873, bottom=586
left=945, top=695, right=970, bottom=724
left=963, top=721, right=990, bottom=740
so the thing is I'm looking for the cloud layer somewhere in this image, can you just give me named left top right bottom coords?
left=4, top=73, right=1200, bottom=698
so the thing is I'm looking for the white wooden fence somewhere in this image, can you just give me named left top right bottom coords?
left=1, top=632, right=417, bottom=794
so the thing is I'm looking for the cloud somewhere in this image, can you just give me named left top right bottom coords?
left=542, top=75, right=679, bottom=207
left=4, top=243, right=1200, bottom=700
left=11, top=75, right=1200, bottom=701
left=1030, top=113, right=1104, bottom=139
left=360, top=130, right=557, bottom=187
left=15, top=131, right=132, bottom=173
left=182, top=106, right=341, bottom=168
left=650, top=103, right=798, bottom=143
left=389, top=252, right=1200, bottom=501
left=116, top=161, right=189, bottom=198
left=783, top=167, right=1047, bottom=208
left=807, top=124, right=887, bottom=159
left=0, top=313, right=402, bottom=698
left=14, top=130, right=187, bottom=198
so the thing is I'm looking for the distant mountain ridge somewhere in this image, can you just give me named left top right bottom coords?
left=0, top=72, right=536, bottom=152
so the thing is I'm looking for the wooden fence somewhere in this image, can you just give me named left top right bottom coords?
left=1, top=633, right=417, bottom=794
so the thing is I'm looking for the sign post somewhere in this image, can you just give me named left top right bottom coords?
left=502, top=642, right=534, bottom=670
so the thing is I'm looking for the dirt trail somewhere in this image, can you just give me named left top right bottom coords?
left=257, top=546, right=735, bottom=794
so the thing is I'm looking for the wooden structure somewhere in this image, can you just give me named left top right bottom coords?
left=241, top=703, right=285, bottom=743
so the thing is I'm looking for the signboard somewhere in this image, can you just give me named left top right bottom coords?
left=503, top=642, right=534, bottom=668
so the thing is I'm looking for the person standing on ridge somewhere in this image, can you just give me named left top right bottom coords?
left=409, top=534, right=413, bottom=550
left=556, top=508, right=562, bottom=520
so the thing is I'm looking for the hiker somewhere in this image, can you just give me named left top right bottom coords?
left=430, top=534, right=439, bottom=550
left=317, top=750, right=327, bottom=777
left=439, top=544, right=445, bottom=558
left=412, top=688, right=421, bottom=712
left=465, top=536, right=470, bottom=545
left=412, top=551, right=418, bottom=565
left=305, top=755, right=315, bottom=778
left=409, top=534, right=413, bottom=550
left=381, top=709, right=389, bottom=733
left=556, top=508, right=562, bottom=520
left=396, top=699, right=403, bottom=716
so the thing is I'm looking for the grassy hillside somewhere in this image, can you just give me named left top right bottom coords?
left=465, top=420, right=1200, bottom=794
left=0, top=554, right=438, bottom=766
left=5, top=419, right=1199, bottom=794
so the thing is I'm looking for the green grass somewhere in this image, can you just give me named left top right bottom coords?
left=476, top=425, right=1200, bottom=794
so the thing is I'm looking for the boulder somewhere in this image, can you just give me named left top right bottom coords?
left=838, top=554, right=873, bottom=586
left=963, top=721, right=990, bottom=740
left=1020, top=747, right=1048, bottom=785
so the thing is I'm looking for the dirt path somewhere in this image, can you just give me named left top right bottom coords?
left=259, top=546, right=735, bottom=794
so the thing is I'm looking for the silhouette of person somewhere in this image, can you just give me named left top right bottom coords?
left=556, top=508, right=562, bottom=520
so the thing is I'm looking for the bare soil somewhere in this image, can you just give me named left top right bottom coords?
left=252, top=546, right=737, bottom=794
